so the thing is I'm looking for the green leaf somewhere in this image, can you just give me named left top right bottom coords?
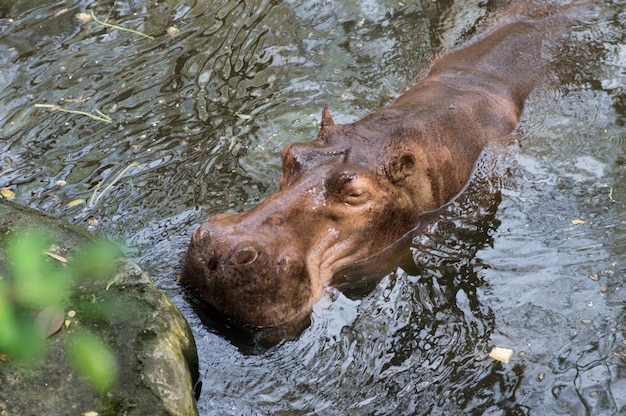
left=67, top=330, right=118, bottom=393
left=72, top=240, right=121, bottom=281
left=6, top=231, right=71, bottom=307
left=0, top=253, right=45, bottom=361
left=0, top=289, right=18, bottom=348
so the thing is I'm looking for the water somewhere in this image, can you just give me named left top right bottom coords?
left=1, top=0, right=626, bottom=414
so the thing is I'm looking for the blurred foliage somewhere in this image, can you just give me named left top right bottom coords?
left=67, top=329, right=118, bottom=394
left=0, top=228, right=121, bottom=394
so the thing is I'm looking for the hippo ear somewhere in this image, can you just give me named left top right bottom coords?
left=386, top=153, right=416, bottom=184
left=321, top=105, right=335, bottom=129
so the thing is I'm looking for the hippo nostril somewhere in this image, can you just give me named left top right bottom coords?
left=231, top=245, right=259, bottom=265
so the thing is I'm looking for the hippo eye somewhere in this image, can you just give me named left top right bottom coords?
left=344, top=188, right=368, bottom=206
left=332, top=172, right=369, bottom=206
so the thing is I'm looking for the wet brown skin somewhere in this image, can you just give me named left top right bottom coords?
left=183, top=21, right=546, bottom=330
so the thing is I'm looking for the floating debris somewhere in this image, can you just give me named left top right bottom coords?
left=67, top=199, right=86, bottom=207
left=0, top=187, right=15, bottom=199
left=89, top=10, right=155, bottom=40
left=235, top=112, right=253, bottom=120
left=75, top=12, right=92, bottom=23
left=54, top=8, right=70, bottom=17
left=89, top=162, right=139, bottom=208
left=34, top=104, right=112, bottom=123
left=489, top=346, right=514, bottom=364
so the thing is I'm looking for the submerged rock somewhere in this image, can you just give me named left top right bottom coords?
left=0, top=200, right=199, bottom=416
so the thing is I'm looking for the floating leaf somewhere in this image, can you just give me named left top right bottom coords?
left=67, top=199, right=86, bottom=207
left=54, top=8, right=69, bottom=17
left=35, top=305, right=65, bottom=339
left=228, top=138, right=237, bottom=151
left=1, top=187, right=15, bottom=199
left=489, top=346, right=514, bottom=363
left=572, top=219, right=586, bottom=225
left=235, top=112, right=252, bottom=120
left=75, top=12, right=92, bottom=22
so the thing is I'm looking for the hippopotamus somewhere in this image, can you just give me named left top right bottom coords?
left=182, top=19, right=550, bottom=332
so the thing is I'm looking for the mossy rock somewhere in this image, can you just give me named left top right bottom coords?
left=0, top=200, right=199, bottom=416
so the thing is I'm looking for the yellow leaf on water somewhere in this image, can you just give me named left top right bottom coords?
left=572, top=219, right=586, bottom=225
left=0, top=187, right=15, bottom=199
left=67, top=198, right=86, bottom=207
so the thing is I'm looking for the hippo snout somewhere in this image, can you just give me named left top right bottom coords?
left=190, top=223, right=269, bottom=271
left=189, top=223, right=272, bottom=282
left=183, top=220, right=312, bottom=328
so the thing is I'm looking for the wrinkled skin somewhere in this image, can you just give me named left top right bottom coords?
left=183, top=21, right=547, bottom=330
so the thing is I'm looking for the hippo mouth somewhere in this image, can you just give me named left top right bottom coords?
left=182, top=223, right=313, bottom=330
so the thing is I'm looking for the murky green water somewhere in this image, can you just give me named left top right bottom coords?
left=1, top=0, right=626, bottom=414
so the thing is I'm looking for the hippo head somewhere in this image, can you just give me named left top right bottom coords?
left=183, top=107, right=435, bottom=330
